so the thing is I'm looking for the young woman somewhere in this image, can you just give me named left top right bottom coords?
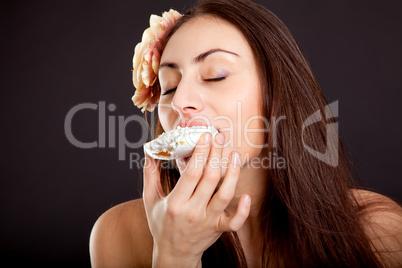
left=90, top=0, right=402, bottom=267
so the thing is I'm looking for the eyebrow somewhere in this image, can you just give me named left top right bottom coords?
left=159, top=48, right=239, bottom=71
left=193, top=48, right=239, bottom=63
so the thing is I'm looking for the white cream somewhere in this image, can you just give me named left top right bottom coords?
left=144, top=126, right=219, bottom=160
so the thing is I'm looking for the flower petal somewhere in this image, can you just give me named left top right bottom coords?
left=152, top=49, right=160, bottom=74
left=132, top=43, right=143, bottom=88
left=141, top=60, right=156, bottom=87
left=161, top=9, right=182, bottom=29
left=150, top=14, right=164, bottom=39
left=132, top=84, right=151, bottom=108
left=131, top=9, right=182, bottom=112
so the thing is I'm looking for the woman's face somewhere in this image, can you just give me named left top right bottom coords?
left=158, top=16, right=266, bottom=175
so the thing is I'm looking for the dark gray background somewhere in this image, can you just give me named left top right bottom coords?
left=1, top=0, right=401, bottom=266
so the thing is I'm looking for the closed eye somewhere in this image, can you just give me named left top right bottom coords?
left=162, top=77, right=226, bottom=96
left=203, top=77, right=226, bottom=82
left=162, top=87, right=177, bottom=96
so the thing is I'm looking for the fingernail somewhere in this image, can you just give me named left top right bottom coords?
left=243, top=195, right=251, bottom=206
left=231, top=152, right=240, bottom=164
left=216, top=134, right=224, bottom=145
left=203, top=133, right=211, bottom=144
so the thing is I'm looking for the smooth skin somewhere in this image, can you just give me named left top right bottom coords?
left=90, top=16, right=402, bottom=267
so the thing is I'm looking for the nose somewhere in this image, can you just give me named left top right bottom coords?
left=171, top=79, right=205, bottom=117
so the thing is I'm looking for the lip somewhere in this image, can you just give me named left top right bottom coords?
left=176, top=119, right=212, bottom=129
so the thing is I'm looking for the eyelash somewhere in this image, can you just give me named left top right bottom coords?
left=162, top=87, right=177, bottom=96
left=203, top=76, right=226, bottom=82
left=162, top=77, right=226, bottom=96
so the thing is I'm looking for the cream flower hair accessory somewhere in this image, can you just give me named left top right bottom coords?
left=132, top=9, right=182, bottom=113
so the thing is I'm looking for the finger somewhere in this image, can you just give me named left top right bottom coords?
left=190, top=133, right=225, bottom=208
left=207, top=151, right=241, bottom=216
left=217, top=194, right=251, bottom=232
left=143, top=151, right=165, bottom=205
left=169, top=132, right=212, bottom=203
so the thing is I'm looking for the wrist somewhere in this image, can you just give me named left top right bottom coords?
left=152, top=244, right=202, bottom=268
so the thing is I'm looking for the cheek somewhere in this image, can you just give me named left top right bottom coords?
left=158, top=99, right=177, bottom=132
left=241, top=116, right=266, bottom=152
left=222, top=83, right=265, bottom=159
left=242, top=95, right=265, bottom=147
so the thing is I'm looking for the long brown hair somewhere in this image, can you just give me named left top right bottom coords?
left=145, top=0, right=384, bottom=266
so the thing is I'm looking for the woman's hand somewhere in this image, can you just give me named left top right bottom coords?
left=143, top=132, right=251, bottom=268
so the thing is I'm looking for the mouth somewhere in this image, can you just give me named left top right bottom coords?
left=177, top=119, right=214, bottom=129
left=176, top=121, right=220, bottom=141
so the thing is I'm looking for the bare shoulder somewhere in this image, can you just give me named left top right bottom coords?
left=352, top=189, right=402, bottom=267
left=90, top=198, right=153, bottom=268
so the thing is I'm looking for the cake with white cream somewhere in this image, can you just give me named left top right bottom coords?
left=144, top=126, right=219, bottom=160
